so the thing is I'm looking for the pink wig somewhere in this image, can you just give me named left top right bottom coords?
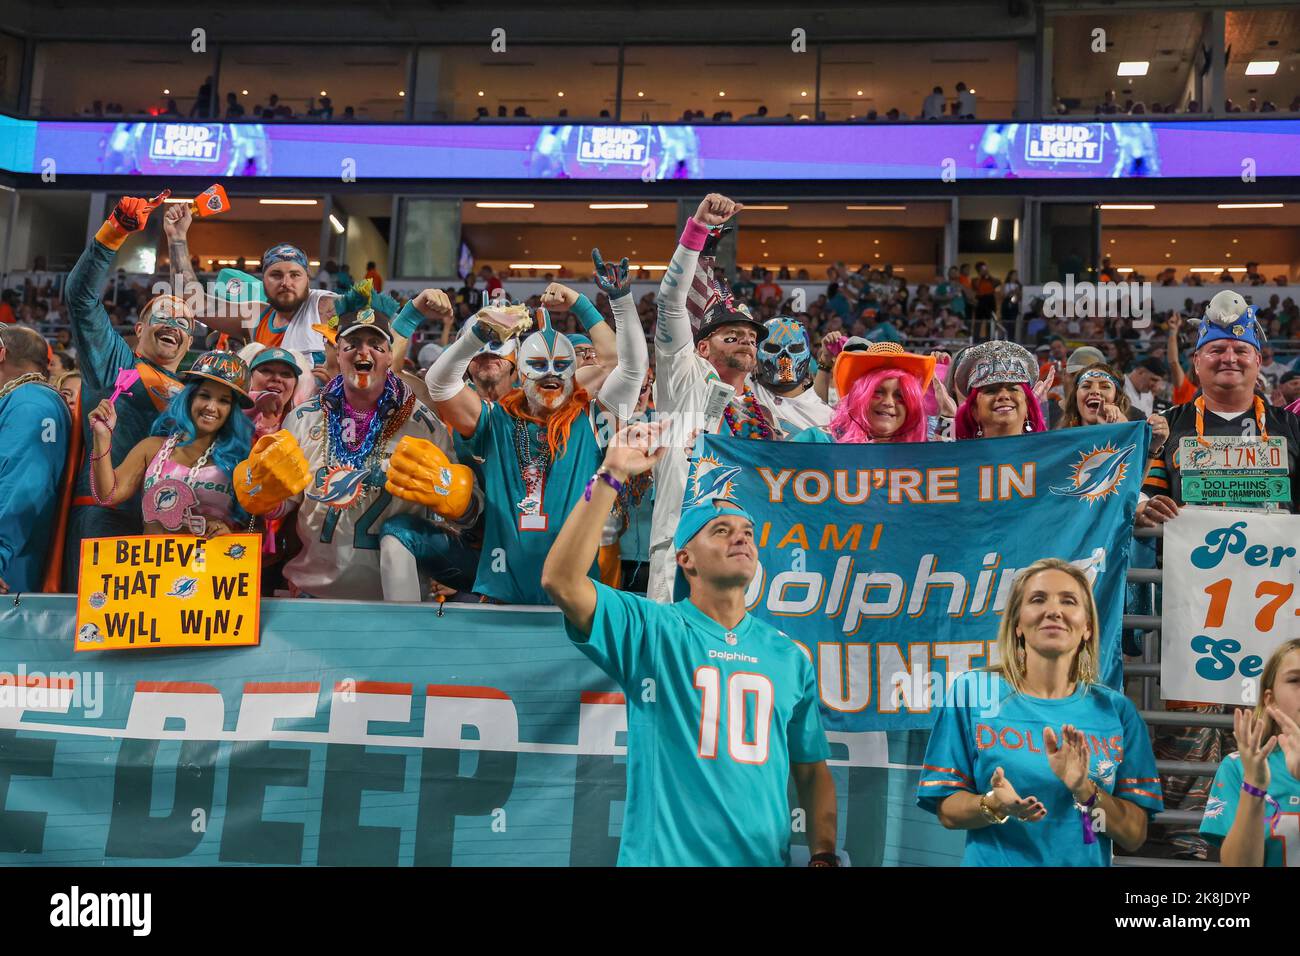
left=831, top=366, right=928, bottom=443
left=955, top=382, right=1046, bottom=439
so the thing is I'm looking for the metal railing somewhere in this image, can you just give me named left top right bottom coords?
left=1124, top=523, right=1228, bottom=865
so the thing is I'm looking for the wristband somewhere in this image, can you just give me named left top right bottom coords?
left=1242, top=781, right=1282, bottom=825
left=1074, top=780, right=1100, bottom=846
left=392, top=300, right=424, bottom=340
left=570, top=293, right=608, bottom=331
left=680, top=218, right=710, bottom=252
left=583, top=467, right=624, bottom=502
left=808, top=851, right=839, bottom=868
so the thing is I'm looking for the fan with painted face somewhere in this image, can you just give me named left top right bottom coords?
left=757, top=316, right=813, bottom=391
left=518, top=307, right=578, bottom=414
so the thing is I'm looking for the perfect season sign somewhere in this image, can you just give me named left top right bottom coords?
left=75, top=534, right=262, bottom=650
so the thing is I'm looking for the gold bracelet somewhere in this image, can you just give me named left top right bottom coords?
left=979, top=791, right=1009, bottom=825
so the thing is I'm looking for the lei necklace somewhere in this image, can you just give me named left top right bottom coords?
left=324, top=373, right=412, bottom=474
left=722, top=385, right=776, bottom=441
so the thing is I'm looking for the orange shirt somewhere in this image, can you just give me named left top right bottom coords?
left=365, top=269, right=384, bottom=292
left=0, top=302, right=15, bottom=324
left=1172, top=377, right=1196, bottom=405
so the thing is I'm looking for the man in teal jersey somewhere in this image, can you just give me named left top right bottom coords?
left=424, top=252, right=646, bottom=604
left=542, top=420, right=839, bottom=866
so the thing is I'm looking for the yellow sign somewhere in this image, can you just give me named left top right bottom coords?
left=75, top=534, right=262, bottom=651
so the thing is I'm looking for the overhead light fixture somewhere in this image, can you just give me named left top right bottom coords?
left=989, top=217, right=999, bottom=241
left=398, top=91, right=406, bottom=97
left=1117, top=61, right=1149, bottom=77
left=1098, top=204, right=1155, bottom=210
left=743, top=205, right=789, bottom=211
left=163, top=89, right=170, bottom=95
left=1245, top=61, right=1279, bottom=76
left=259, top=198, right=319, bottom=205
left=845, top=205, right=905, bottom=211
left=1116, top=267, right=1134, bottom=273
left=588, top=203, right=649, bottom=210
left=718, top=91, right=726, bottom=97
left=637, top=91, right=645, bottom=97
left=557, top=91, right=565, bottom=97
left=476, top=202, right=535, bottom=209
left=241, top=89, right=249, bottom=95
left=509, top=263, right=564, bottom=270
left=477, top=90, right=485, bottom=97
left=320, top=90, right=327, bottom=97
left=1218, top=202, right=1283, bottom=209
left=628, top=264, right=668, bottom=271
left=329, top=214, right=345, bottom=235
left=800, top=91, right=808, bottom=97
left=309, top=260, right=321, bottom=267
left=856, top=90, right=864, bottom=96
left=1189, top=267, right=1242, bottom=273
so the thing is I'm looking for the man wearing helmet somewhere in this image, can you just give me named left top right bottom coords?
left=422, top=252, right=647, bottom=604
left=1138, top=289, right=1300, bottom=525
left=645, top=193, right=783, bottom=603
left=754, top=315, right=832, bottom=432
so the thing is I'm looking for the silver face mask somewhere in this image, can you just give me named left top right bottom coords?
left=517, top=308, right=577, bottom=382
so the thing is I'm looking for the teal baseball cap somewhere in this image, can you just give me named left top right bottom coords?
left=249, top=346, right=302, bottom=377
left=671, top=498, right=757, bottom=603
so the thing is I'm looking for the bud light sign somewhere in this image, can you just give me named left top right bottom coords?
left=1024, top=124, right=1103, bottom=163
left=576, top=126, right=651, bottom=164
left=148, top=124, right=221, bottom=162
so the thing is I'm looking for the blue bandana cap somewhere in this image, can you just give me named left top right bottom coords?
left=568, top=333, right=593, bottom=348
left=673, top=498, right=755, bottom=551
left=261, top=243, right=310, bottom=271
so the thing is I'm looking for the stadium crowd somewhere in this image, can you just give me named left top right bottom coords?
left=2, top=189, right=1299, bottom=867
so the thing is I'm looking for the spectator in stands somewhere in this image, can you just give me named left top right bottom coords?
left=1258, top=343, right=1290, bottom=392
left=365, top=260, right=384, bottom=292
left=513, top=106, right=530, bottom=118
left=243, top=347, right=303, bottom=439
left=1123, top=356, right=1163, bottom=417
left=922, top=86, right=945, bottom=120
left=341, top=106, right=356, bottom=121
left=225, top=92, right=245, bottom=119
left=953, top=341, right=1047, bottom=439
left=796, top=340, right=940, bottom=444
left=62, top=193, right=194, bottom=591
left=190, top=77, right=213, bottom=119
left=1097, top=89, right=1120, bottom=115
left=86, top=351, right=255, bottom=538
left=160, top=99, right=182, bottom=118
left=465, top=336, right=518, bottom=404
left=479, top=264, right=504, bottom=299
left=972, top=261, right=1000, bottom=339
left=918, top=558, right=1162, bottom=866
left=954, top=81, right=976, bottom=119
left=1139, top=291, right=1300, bottom=527
left=49, top=349, right=74, bottom=377
left=647, top=194, right=781, bottom=603
left=541, top=414, right=838, bottom=867
left=54, top=369, right=81, bottom=411
left=1276, top=370, right=1300, bottom=409
left=753, top=315, right=830, bottom=433
left=0, top=324, right=70, bottom=594
left=423, top=263, right=641, bottom=605
left=740, top=105, right=769, bottom=121
left=235, top=288, right=478, bottom=601
left=1201, top=638, right=1300, bottom=866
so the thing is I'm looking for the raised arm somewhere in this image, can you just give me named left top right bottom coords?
left=426, top=309, right=492, bottom=439
left=591, top=250, right=648, bottom=422
left=656, top=193, right=743, bottom=357
left=86, top=399, right=156, bottom=507
left=1166, top=312, right=1186, bottom=389
left=539, top=281, right=612, bottom=395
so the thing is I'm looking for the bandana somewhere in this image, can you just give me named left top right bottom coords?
left=1076, top=368, right=1121, bottom=389
left=261, top=243, right=310, bottom=270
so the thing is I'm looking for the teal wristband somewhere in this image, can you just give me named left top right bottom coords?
left=570, top=294, right=607, bottom=333
left=392, top=300, right=423, bottom=339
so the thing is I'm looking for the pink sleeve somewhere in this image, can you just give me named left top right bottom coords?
left=679, top=218, right=710, bottom=252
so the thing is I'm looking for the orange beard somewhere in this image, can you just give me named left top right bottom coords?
left=500, top=386, right=591, bottom=460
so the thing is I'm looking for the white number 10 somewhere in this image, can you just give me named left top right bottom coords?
left=692, top=666, right=775, bottom=765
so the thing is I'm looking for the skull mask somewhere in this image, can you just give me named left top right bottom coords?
left=757, top=316, right=812, bottom=387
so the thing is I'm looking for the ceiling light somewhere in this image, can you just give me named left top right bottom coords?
left=990, top=217, right=999, bottom=241
left=801, top=91, right=808, bottom=97
left=329, top=214, right=345, bottom=235
left=477, top=90, right=485, bottom=97
left=743, top=205, right=789, bottom=211
left=557, top=91, right=565, bottom=97
left=638, top=91, right=645, bottom=97
left=1117, top=61, right=1149, bottom=77
left=509, top=263, right=563, bottom=270
left=241, top=89, right=249, bottom=95
left=320, top=90, right=327, bottom=97
left=163, top=89, right=170, bottom=95
left=718, top=91, right=726, bottom=97
left=1117, top=267, right=1134, bottom=273
left=1245, top=61, right=1279, bottom=76
left=259, top=198, right=319, bottom=205
left=1218, top=202, right=1283, bottom=209
left=399, top=91, right=406, bottom=97
left=856, top=90, right=864, bottom=96
left=816, top=238, right=823, bottom=244
left=845, top=205, right=905, bottom=210
left=588, top=203, right=649, bottom=210
left=475, top=202, right=535, bottom=209
left=1099, top=204, right=1155, bottom=210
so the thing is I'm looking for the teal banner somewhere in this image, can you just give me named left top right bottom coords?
left=0, top=596, right=962, bottom=866
left=691, top=422, right=1147, bottom=731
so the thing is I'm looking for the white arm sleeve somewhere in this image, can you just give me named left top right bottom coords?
left=425, top=320, right=488, bottom=403
left=655, top=238, right=703, bottom=359
left=596, top=293, right=648, bottom=421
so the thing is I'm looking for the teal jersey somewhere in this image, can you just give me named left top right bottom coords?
left=567, top=582, right=830, bottom=867
left=790, top=426, right=831, bottom=444
left=1201, top=750, right=1300, bottom=867
left=468, top=398, right=601, bottom=603
left=917, top=671, right=1162, bottom=866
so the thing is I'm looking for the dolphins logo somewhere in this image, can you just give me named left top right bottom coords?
left=1050, top=443, right=1136, bottom=504
left=686, top=460, right=742, bottom=507
left=167, top=577, right=199, bottom=599
left=77, top=623, right=104, bottom=643
left=307, top=466, right=368, bottom=508
left=1092, top=758, right=1117, bottom=786
left=1202, top=796, right=1226, bottom=820
left=223, top=543, right=248, bottom=560
left=154, top=487, right=180, bottom=512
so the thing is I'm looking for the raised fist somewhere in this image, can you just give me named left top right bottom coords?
left=694, top=193, right=742, bottom=227
left=540, top=282, right=581, bottom=312
left=412, top=288, right=454, bottom=323
left=385, top=436, right=475, bottom=520
left=96, top=190, right=171, bottom=250
left=592, top=249, right=632, bottom=300
left=233, top=430, right=310, bottom=515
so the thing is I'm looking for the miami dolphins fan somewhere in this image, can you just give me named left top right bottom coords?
left=542, top=420, right=838, bottom=867
left=419, top=251, right=646, bottom=604
left=62, top=190, right=194, bottom=589
left=646, top=192, right=781, bottom=603
left=754, top=315, right=831, bottom=432
left=232, top=286, right=481, bottom=601
left=1138, top=289, right=1300, bottom=526
left=184, top=228, right=335, bottom=357
left=0, top=325, right=70, bottom=594
left=1201, top=638, right=1300, bottom=867
left=917, top=558, right=1162, bottom=866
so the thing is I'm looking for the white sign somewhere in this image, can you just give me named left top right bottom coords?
left=1023, top=124, right=1103, bottom=163
left=1161, top=509, right=1300, bottom=705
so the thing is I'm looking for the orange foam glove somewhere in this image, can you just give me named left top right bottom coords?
left=95, top=190, right=171, bottom=250
left=385, top=436, right=475, bottom=520
left=234, top=430, right=311, bottom=515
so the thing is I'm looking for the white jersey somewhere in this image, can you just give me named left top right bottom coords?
left=280, top=381, right=479, bottom=600
left=754, top=381, right=831, bottom=433
left=254, top=289, right=335, bottom=353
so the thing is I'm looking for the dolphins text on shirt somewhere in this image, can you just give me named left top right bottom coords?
left=975, top=724, right=1125, bottom=762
